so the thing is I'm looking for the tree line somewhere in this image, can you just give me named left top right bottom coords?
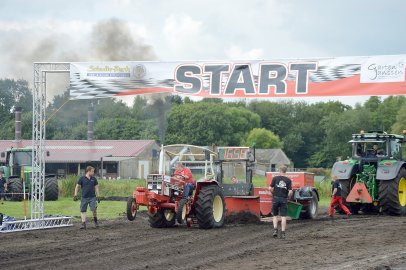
left=1, top=78, right=406, bottom=168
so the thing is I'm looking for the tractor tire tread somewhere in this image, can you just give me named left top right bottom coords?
left=195, top=185, right=225, bottom=229
left=379, top=168, right=406, bottom=215
left=126, top=196, right=137, bottom=221
left=44, top=176, right=58, bottom=201
left=7, top=178, right=23, bottom=201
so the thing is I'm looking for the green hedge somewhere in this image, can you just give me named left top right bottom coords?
left=59, top=175, right=145, bottom=198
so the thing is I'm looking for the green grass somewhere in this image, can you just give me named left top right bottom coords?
left=0, top=198, right=128, bottom=220
left=252, top=175, right=267, bottom=187
left=1, top=174, right=333, bottom=220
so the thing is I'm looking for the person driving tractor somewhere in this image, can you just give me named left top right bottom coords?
left=372, top=143, right=384, bottom=156
left=174, top=162, right=195, bottom=199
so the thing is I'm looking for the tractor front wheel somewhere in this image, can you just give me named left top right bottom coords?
left=126, top=197, right=137, bottom=221
left=195, top=185, right=225, bottom=229
left=162, top=209, right=176, bottom=227
left=148, top=211, right=166, bottom=228
left=379, top=168, right=406, bottom=215
left=176, top=198, right=188, bottom=224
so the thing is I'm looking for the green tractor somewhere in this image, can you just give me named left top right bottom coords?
left=332, top=131, right=406, bottom=215
left=0, top=147, right=58, bottom=201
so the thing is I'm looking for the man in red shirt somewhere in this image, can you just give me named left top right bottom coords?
left=174, top=162, right=195, bottom=199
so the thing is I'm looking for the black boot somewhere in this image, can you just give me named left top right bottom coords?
left=94, top=217, right=99, bottom=228
left=273, top=228, right=278, bottom=238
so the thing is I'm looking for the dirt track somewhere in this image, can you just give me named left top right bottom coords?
left=1, top=211, right=405, bottom=270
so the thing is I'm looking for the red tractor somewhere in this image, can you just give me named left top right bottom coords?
left=127, top=144, right=319, bottom=229
left=126, top=145, right=225, bottom=229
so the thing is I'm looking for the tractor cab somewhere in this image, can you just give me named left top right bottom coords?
left=215, top=146, right=255, bottom=196
left=350, top=131, right=403, bottom=170
left=145, top=144, right=217, bottom=197
left=0, top=148, right=33, bottom=179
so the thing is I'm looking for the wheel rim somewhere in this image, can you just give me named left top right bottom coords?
left=399, top=178, right=406, bottom=207
left=164, top=209, right=174, bottom=221
left=181, top=203, right=187, bottom=220
left=213, top=195, right=223, bottom=222
left=131, top=201, right=137, bottom=216
left=310, top=198, right=317, bottom=216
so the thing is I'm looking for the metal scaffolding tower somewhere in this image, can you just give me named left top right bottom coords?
left=1, top=63, right=73, bottom=233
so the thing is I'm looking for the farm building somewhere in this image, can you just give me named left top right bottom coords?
left=255, top=148, right=292, bottom=172
left=0, top=140, right=160, bottom=179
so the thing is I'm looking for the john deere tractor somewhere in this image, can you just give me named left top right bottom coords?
left=0, top=147, right=58, bottom=201
left=332, top=131, right=406, bottom=215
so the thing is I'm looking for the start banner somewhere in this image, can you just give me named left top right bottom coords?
left=69, top=54, right=406, bottom=100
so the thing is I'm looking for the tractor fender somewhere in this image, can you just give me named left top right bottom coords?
left=195, top=179, right=220, bottom=188
left=376, top=161, right=406, bottom=181
left=0, top=165, right=8, bottom=176
left=293, top=186, right=319, bottom=201
left=332, top=161, right=356, bottom=180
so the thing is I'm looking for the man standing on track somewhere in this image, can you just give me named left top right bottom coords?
left=74, top=166, right=100, bottom=229
left=0, top=169, right=7, bottom=203
left=329, top=175, right=351, bottom=218
left=270, top=165, right=292, bottom=239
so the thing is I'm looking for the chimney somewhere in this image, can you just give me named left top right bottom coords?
left=87, top=105, right=94, bottom=141
left=14, top=107, right=22, bottom=141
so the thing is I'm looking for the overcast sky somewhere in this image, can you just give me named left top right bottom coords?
left=0, top=0, right=405, bottom=106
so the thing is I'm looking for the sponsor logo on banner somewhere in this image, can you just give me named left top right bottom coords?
left=361, top=56, right=405, bottom=83
left=133, top=64, right=147, bottom=79
left=86, top=65, right=131, bottom=78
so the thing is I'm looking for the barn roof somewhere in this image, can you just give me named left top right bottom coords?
left=0, top=140, right=158, bottom=163
left=255, top=149, right=291, bottom=165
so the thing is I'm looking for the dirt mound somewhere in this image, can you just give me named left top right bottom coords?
left=225, top=211, right=261, bottom=224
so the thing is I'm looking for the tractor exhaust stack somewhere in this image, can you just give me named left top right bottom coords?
left=87, top=105, right=94, bottom=141
left=14, top=106, right=22, bottom=141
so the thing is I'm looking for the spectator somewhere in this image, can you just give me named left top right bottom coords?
left=329, top=175, right=351, bottom=218
left=0, top=169, right=7, bottom=203
left=270, top=165, right=292, bottom=239
left=74, top=166, right=100, bottom=229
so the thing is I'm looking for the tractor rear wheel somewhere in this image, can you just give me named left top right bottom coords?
left=44, top=176, right=58, bottom=201
left=148, top=211, right=166, bottom=228
left=7, top=178, right=23, bottom=201
left=301, top=190, right=318, bottom=219
left=176, top=198, right=188, bottom=224
left=379, top=168, right=406, bottom=215
left=195, top=185, right=225, bottom=229
left=162, top=209, right=176, bottom=227
left=126, top=197, right=137, bottom=221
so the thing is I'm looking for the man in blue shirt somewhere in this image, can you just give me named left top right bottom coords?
left=74, top=166, right=100, bottom=229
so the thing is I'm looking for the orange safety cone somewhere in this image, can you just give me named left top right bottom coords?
left=346, top=182, right=373, bottom=203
